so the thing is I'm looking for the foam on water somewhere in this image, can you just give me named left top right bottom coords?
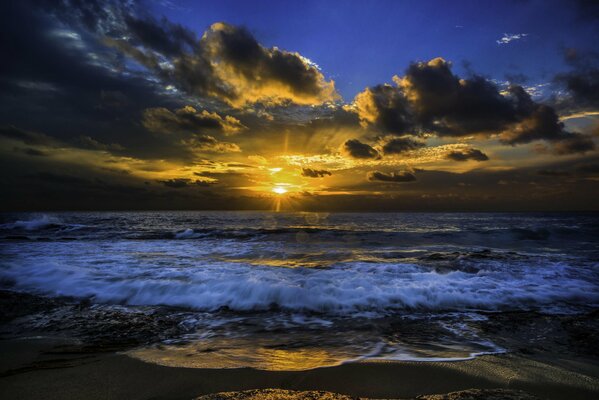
left=1, top=245, right=597, bottom=314
left=3, top=214, right=60, bottom=231
left=1, top=211, right=598, bottom=368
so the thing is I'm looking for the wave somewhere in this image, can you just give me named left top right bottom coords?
left=1, top=258, right=597, bottom=315
left=3, top=215, right=61, bottom=231
left=2, top=211, right=597, bottom=247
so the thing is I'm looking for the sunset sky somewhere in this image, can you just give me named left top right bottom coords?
left=1, top=0, right=598, bottom=211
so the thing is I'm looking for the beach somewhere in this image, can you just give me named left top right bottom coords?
left=1, top=290, right=598, bottom=400
left=1, top=212, right=598, bottom=399
left=1, top=337, right=598, bottom=399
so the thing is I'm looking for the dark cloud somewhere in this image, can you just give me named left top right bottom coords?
left=99, top=90, right=130, bottom=109
left=105, top=19, right=338, bottom=107
left=498, top=103, right=595, bottom=153
left=446, top=148, right=489, bottom=162
left=159, top=178, right=214, bottom=188
left=182, top=135, right=241, bottom=153
left=301, top=168, right=332, bottom=178
left=0, top=0, right=189, bottom=162
left=537, top=169, right=571, bottom=177
left=555, top=49, right=599, bottom=110
left=123, top=14, right=199, bottom=57
left=353, top=84, right=412, bottom=134
left=142, top=106, right=246, bottom=135
left=367, top=171, right=416, bottom=183
left=341, top=139, right=380, bottom=159
left=76, top=135, right=124, bottom=151
left=14, top=147, right=48, bottom=157
left=551, top=133, right=595, bottom=155
left=0, top=126, right=58, bottom=147
left=29, top=172, right=89, bottom=185
left=380, top=136, right=426, bottom=155
left=398, top=58, right=523, bottom=136
left=577, top=163, right=599, bottom=173
left=499, top=105, right=564, bottom=144
left=351, top=58, right=578, bottom=154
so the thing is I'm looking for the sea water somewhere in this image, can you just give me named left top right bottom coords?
left=1, top=212, right=598, bottom=370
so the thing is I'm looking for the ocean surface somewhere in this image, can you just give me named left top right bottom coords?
left=1, top=211, right=598, bottom=370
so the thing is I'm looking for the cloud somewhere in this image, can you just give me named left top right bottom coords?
left=394, top=58, right=529, bottom=136
left=350, top=58, right=591, bottom=156
left=159, top=178, right=214, bottom=188
left=142, top=106, right=246, bottom=135
left=537, top=169, right=571, bottom=177
left=0, top=126, right=58, bottom=147
left=29, top=172, right=89, bottom=185
left=17, top=1, right=338, bottom=108
left=555, top=49, right=599, bottom=111
left=182, top=135, right=241, bottom=153
left=123, top=14, right=199, bottom=58
left=577, top=163, right=599, bottom=173
left=380, top=136, right=426, bottom=155
left=198, top=23, right=339, bottom=107
left=77, top=136, right=124, bottom=151
left=352, top=84, right=412, bottom=134
left=446, top=148, right=489, bottom=161
left=351, top=58, right=545, bottom=138
left=107, top=19, right=339, bottom=107
left=500, top=104, right=596, bottom=153
left=14, top=147, right=48, bottom=156
left=496, top=33, right=528, bottom=45
left=367, top=171, right=416, bottom=183
left=550, top=133, right=595, bottom=155
left=341, top=139, right=380, bottom=159
left=301, top=168, right=332, bottom=178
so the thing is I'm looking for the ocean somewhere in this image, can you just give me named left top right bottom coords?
left=1, top=211, right=598, bottom=370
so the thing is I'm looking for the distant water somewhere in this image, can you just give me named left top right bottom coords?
left=1, top=212, right=598, bottom=369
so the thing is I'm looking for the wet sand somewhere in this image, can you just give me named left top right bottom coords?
left=1, top=337, right=598, bottom=400
left=1, top=290, right=599, bottom=399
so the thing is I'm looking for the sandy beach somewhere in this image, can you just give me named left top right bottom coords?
left=2, top=288, right=599, bottom=399
left=2, top=212, right=599, bottom=400
left=1, top=333, right=598, bottom=399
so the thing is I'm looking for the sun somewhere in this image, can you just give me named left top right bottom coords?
left=272, top=186, right=288, bottom=195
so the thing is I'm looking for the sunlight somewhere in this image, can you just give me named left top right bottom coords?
left=272, top=186, right=288, bottom=194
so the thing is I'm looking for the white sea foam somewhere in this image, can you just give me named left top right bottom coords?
left=4, top=215, right=59, bottom=231
left=174, top=228, right=196, bottom=239
left=1, top=250, right=597, bottom=314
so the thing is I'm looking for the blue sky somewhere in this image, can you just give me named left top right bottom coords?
left=151, top=0, right=598, bottom=100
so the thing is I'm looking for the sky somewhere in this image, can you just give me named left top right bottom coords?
left=0, top=0, right=598, bottom=211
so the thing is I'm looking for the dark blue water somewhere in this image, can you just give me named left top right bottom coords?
left=1, top=212, right=598, bottom=369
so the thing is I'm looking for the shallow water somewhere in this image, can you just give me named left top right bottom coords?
left=1, top=211, right=598, bottom=370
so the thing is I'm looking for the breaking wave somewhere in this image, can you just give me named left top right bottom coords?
left=1, top=257, right=597, bottom=315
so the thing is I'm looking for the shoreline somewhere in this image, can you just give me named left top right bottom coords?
left=1, top=290, right=599, bottom=399
left=1, top=337, right=598, bottom=400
